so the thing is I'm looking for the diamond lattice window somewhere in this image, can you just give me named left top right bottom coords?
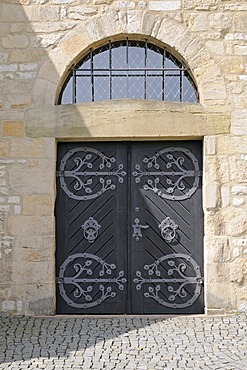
left=58, top=39, right=198, bottom=105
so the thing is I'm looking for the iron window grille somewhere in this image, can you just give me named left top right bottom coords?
left=58, top=39, right=198, bottom=105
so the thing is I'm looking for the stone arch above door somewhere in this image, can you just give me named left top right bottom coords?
left=31, top=11, right=228, bottom=109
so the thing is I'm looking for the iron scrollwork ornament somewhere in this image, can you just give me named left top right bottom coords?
left=57, top=147, right=126, bottom=201
left=133, top=253, right=202, bottom=308
left=132, top=147, right=201, bottom=201
left=81, top=217, right=101, bottom=243
left=159, top=217, right=178, bottom=242
left=58, top=253, right=127, bottom=309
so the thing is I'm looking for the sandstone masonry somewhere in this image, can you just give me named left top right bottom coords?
left=0, top=0, right=246, bottom=315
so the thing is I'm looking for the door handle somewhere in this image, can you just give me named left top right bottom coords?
left=132, top=218, right=149, bottom=241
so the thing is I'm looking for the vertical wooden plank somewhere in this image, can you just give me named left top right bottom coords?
left=129, top=141, right=146, bottom=313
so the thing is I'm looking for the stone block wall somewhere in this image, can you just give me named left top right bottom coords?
left=0, top=0, right=246, bottom=315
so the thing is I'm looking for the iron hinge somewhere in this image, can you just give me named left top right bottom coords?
left=196, top=277, right=204, bottom=284
left=56, top=277, right=64, bottom=284
left=194, top=170, right=202, bottom=177
left=56, top=170, right=64, bottom=177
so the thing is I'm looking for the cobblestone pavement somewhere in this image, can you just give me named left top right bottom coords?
left=0, top=314, right=246, bottom=370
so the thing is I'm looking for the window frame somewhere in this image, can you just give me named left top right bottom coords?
left=58, top=38, right=199, bottom=105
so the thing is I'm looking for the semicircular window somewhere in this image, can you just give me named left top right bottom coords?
left=58, top=39, right=198, bottom=105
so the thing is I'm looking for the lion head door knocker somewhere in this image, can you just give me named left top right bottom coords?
left=81, top=217, right=101, bottom=243
left=159, top=217, right=178, bottom=242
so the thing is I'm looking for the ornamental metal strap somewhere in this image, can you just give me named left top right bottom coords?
left=133, top=253, right=203, bottom=309
left=132, top=147, right=202, bottom=201
left=57, top=253, right=127, bottom=309
left=57, top=147, right=126, bottom=201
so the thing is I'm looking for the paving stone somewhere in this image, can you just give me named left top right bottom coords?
left=0, top=314, right=246, bottom=369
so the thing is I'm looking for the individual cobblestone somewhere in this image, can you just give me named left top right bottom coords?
left=0, top=314, right=246, bottom=369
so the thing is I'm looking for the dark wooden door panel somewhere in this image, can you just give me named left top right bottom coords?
left=56, top=141, right=204, bottom=314
left=130, top=142, right=204, bottom=314
left=56, top=142, right=128, bottom=314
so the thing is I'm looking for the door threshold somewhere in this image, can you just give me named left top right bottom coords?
left=33, top=313, right=233, bottom=319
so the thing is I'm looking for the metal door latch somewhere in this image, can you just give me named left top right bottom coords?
left=132, top=218, right=149, bottom=241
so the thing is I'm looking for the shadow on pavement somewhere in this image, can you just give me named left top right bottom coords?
left=0, top=313, right=247, bottom=369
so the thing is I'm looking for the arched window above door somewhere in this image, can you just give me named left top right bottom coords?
left=58, top=38, right=198, bottom=105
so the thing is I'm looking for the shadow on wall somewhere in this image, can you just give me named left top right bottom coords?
left=0, top=1, right=89, bottom=317
left=0, top=0, right=211, bottom=328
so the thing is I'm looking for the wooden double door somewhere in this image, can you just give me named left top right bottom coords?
left=56, top=141, right=204, bottom=314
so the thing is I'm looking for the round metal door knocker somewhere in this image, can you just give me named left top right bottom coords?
left=159, top=217, right=178, bottom=242
left=81, top=217, right=101, bottom=243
